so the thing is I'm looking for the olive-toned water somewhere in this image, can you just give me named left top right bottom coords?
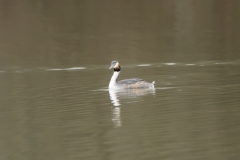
left=1, top=1, right=240, bottom=160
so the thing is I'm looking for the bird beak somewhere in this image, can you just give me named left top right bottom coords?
left=109, top=63, right=115, bottom=69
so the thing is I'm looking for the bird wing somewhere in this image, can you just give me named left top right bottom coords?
left=118, top=78, right=144, bottom=85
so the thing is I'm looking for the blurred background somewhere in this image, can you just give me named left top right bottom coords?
left=0, top=0, right=240, bottom=160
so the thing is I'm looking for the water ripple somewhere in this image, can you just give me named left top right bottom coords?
left=0, top=59, right=240, bottom=74
left=45, top=67, right=86, bottom=71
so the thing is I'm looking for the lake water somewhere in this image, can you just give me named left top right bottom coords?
left=1, top=1, right=240, bottom=160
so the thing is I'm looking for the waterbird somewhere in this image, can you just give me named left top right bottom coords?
left=109, top=61, right=155, bottom=89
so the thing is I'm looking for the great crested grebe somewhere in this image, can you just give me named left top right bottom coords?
left=108, top=61, right=155, bottom=89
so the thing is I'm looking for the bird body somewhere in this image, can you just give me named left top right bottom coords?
left=108, top=61, right=155, bottom=89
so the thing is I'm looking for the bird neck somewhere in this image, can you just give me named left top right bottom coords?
left=109, top=71, right=120, bottom=88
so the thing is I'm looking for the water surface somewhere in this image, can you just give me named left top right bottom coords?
left=0, top=0, right=240, bottom=160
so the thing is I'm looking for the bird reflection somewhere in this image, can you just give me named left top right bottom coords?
left=109, top=89, right=155, bottom=127
left=111, top=106, right=122, bottom=127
